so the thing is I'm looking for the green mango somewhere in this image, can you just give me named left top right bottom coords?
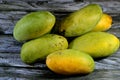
left=59, top=4, right=102, bottom=37
left=21, top=34, right=68, bottom=64
left=69, top=32, right=119, bottom=58
left=13, top=11, right=55, bottom=42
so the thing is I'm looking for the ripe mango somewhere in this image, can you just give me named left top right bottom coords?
left=46, top=49, right=95, bottom=75
left=13, top=11, right=55, bottom=42
left=69, top=32, right=119, bottom=58
left=92, top=13, right=112, bottom=31
left=21, top=34, right=68, bottom=64
left=59, top=4, right=102, bottom=37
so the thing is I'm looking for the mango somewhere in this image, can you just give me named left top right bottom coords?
left=59, top=4, right=102, bottom=37
left=69, top=32, right=119, bottom=58
left=20, top=34, right=68, bottom=64
left=92, top=13, right=112, bottom=31
left=46, top=49, right=95, bottom=75
left=13, top=11, right=55, bottom=42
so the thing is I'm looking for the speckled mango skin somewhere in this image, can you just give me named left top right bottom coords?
left=20, top=34, right=68, bottom=64
left=69, top=32, right=119, bottom=58
left=59, top=4, right=102, bottom=37
left=13, top=11, right=55, bottom=42
left=46, top=49, right=95, bottom=75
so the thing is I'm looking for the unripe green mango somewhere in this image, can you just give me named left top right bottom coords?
left=13, top=11, right=55, bottom=42
left=21, top=34, right=68, bottom=64
left=69, top=32, right=119, bottom=58
left=59, top=4, right=102, bottom=37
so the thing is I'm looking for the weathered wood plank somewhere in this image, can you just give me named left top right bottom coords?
left=0, top=52, right=47, bottom=69
left=95, top=49, right=120, bottom=69
left=0, top=11, right=27, bottom=34
left=88, top=1, right=120, bottom=13
left=0, top=19, right=15, bottom=34
left=0, top=48, right=120, bottom=69
left=0, top=1, right=87, bottom=12
left=0, top=11, right=27, bottom=20
left=0, top=1, right=120, bottom=13
left=0, top=67, right=120, bottom=80
left=84, top=0, right=120, bottom=2
left=1, top=0, right=120, bottom=3
left=107, top=23, right=120, bottom=37
left=0, top=35, right=21, bottom=53
left=0, top=0, right=76, bottom=3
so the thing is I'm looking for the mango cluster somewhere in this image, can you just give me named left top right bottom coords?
left=13, top=4, right=119, bottom=75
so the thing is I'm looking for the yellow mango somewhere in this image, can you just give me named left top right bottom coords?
left=92, top=13, right=112, bottom=31
left=46, top=49, right=95, bottom=75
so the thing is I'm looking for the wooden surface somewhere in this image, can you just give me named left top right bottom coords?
left=0, top=0, right=120, bottom=80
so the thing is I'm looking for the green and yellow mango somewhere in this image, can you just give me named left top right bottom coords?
left=59, top=4, right=102, bottom=37
left=21, top=34, right=68, bottom=64
left=69, top=32, right=119, bottom=58
left=13, top=11, right=55, bottom=42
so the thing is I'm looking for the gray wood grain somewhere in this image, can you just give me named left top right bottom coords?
left=0, top=66, right=120, bottom=80
left=1, top=50, right=120, bottom=70
left=0, top=35, right=21, bottom=53
left=0, top=1, right=120, bottom=13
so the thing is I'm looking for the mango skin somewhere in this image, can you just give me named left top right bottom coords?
left=20, top=34, right=68, bottom=64
left=69, top=32, right=119, bottom=58
left=59, top=4, right=102, bottom=37
left=92, top=13, right=112, bottom=31
left=46, top=49, right=95, bottom=75
left=13, top=11, right=55, bottom=42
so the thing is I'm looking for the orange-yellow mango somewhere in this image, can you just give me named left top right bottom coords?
left=46, top=49, right=95, bottom=75
left=92, top=13, right=112, bottom=31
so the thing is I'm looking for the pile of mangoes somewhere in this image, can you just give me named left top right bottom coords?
left=13, top=4, right=119, bottom=75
